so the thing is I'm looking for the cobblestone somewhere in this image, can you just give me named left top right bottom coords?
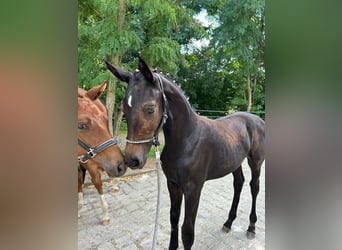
left=78, top=159, right=265, bottom=249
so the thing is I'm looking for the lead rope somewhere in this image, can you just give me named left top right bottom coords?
left=152, top=143, right=161, bottom=250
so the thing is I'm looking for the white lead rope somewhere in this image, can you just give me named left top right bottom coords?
left=152, top=144, right=161, bottom=250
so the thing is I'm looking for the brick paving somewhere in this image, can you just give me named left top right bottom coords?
left=78, top=159, right=265, bottom=250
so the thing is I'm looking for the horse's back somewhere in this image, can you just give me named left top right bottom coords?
left=217, top=111, right=263, bottom=122
left=217, top=112, right=264, bottom=133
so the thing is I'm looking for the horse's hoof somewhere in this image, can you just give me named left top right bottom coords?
left=222, top=225, right=231, bottom=233
left=246, top=231, right=255, bottom=239
left=102, top=219, right=110, bottom=225
left=112, top=186, right=120, bottom=192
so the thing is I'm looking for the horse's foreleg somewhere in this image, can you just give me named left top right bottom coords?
left=78, top=192, right=83, bottom=218
left=78, top=166, right=84, bottom=218
left=182, top=183, right=203, bottom=250
left=223, top=166, right=244, bottom=232
left=246, top=158, right=262, bottom=238
left=167, top=181, right=183, bottom=250
left=89, top=168, right=110, bottom=225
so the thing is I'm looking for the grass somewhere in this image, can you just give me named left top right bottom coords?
left=147, top=142, right=165, bottom=159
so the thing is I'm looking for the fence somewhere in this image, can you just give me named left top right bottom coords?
left=195, top=109, right=265, bottom=120
left=119, top=110, right=265, bottom=123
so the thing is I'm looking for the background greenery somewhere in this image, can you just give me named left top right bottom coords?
left=78, top=0, right=265, bottom=135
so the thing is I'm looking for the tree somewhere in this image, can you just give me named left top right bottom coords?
left=213, top=0, right=265, bottom=113
left=175, top=1, right=264, bottom=119
left=179, top=47, right=232, bottom=115
left=78, top=0, right=142, bottom=136
left=79, top=0, right=265, bottom=128
left=78, top=0, right=205, bottom=135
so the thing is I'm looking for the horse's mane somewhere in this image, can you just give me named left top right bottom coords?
left=152, top=69, right=192, bottom=108
left=153, top=70, right=196, bottom=120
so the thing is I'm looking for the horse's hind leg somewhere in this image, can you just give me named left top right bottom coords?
left=246, top=157, right=263, bottom=238
left=223, top=166, right=245, bottom=232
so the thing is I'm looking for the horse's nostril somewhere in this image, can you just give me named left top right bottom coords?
left=131, top=159, right=139, bottom=167
left=118, top=165, right=123, bottom=173
left=126, top=158, right=140, bottom=169
left=117, top=163, right=126, bottom=174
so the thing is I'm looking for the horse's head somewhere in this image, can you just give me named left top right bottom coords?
left=106, top=58, right=165, bottom=169
left=78, top=81, right=127, bottom=176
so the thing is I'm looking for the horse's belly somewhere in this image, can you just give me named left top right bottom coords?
left=206, top=156, right=246, bottom=180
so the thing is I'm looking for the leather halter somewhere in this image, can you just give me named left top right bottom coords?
left=125, top=74, right=169, bottom=146
left=78, top=138, right=118, bottom=164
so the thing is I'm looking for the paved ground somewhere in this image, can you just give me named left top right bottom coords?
left=78, top=159, right=265, bottom=250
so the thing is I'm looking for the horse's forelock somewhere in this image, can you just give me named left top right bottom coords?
left=129, top=71, right=145, bottom=84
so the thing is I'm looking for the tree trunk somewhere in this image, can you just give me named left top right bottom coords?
left=118, top=0, right=126, bottom=29
left=247, top=75, right=252, bottom=112
left=113, top=108, right=124, bottom=138
left=106, top=76, right=116, bottom=135
left=106, top=0, right=126, bottom=135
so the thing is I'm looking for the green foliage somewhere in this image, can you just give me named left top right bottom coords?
left=179, top=48, right=228, bottom=111
left=78, top=0, right=205, bottom=85
left=142, top=37, right=180, bottom=75
left=78, top=0, right=143, bottom=88
left=215, top=0, right=264, bottom=74
left=78, top=0, right=207, bottom=133
left=177, top=0, right=265, bottom=116
left=78, top=0, right=265, bottom=122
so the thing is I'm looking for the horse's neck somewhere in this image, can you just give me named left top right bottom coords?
left=162, top=81, right=197, bottom=143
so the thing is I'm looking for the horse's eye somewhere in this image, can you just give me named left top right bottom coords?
left=78, top=122, right=88, bottom=130
left=147, top=106, right=155, bottom=114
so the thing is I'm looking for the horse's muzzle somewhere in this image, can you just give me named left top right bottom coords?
left=116, top=162, right=127, bottom=176
left=106, top=162, right=127, bottom=177
left=125, top=157, right=143, bottom=169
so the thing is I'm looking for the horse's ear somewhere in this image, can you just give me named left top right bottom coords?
left=86, top=80, right=107, bottom=100
left=138, top=56, right=155, bottom=83
left=105, top=61, right=132, bottom=83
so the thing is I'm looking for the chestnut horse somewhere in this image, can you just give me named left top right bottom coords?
left=106, top=58, right=265, bottom=249
left=78, top=81, right=127, bottom=225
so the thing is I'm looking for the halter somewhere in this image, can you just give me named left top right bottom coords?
left=78, top=138, right=118, bottom=164
left=125, top=73, right=169, bottom=146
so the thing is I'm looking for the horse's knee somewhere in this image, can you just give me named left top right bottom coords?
left=91, top=176, right=103, bottom=195
left=169, top=211, right=180, bottom=250
left=181, top=225, right=194, bottom=249
left=170, top=210, right=180, bottom=226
